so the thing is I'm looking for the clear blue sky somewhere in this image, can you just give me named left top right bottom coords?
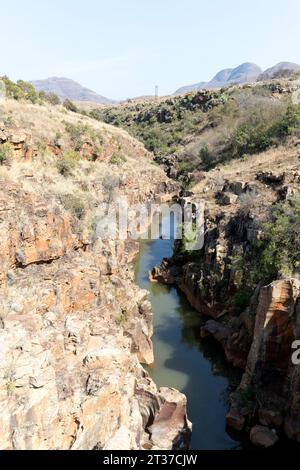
left=1, top=0, right=300, bottom=99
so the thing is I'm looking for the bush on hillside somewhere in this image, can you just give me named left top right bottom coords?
left=57, top=150, right=80, bottom=176
left=63, top=99, right=78, bottom=113
left=229, top=195, right=300, bottom=309
left=16, top=80, right=39, bottom=103
left=0, top=142, right=13, bottom=165
left=39, top=91, right=60, bottom=105
left=59, top=192, right=87, bottom=219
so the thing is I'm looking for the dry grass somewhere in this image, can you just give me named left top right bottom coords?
left=0, top=97, right=167, bottom=227
left=191, top=144, right=300, bottom=217
left=0, top=98, right=151, bottom=155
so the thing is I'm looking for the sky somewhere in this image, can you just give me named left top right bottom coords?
left=1, top=0, right=300, bottom=100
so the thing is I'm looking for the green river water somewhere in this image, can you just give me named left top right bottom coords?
left=134, top=215, right=246, bottom=450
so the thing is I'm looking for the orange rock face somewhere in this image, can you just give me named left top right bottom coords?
left=0, top=111, right=188, bottom=450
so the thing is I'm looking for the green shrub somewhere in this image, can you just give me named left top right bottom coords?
left=1, top=76, right=25, bottom=100
left=230, top=123, right=272, bottom=157
left=116, top=309, right=128, bottom=325
left=272, top=104, right=300, bottom=137
left=109, top=151, right=127, bottom=165
left=16, top=80, right=39, bottom=103
left=232, top=289, right=252, bottom=313
left=199, top=145, right=215, bottom=170
left=59, top=192, right=86, bottom=219
left=44, top=92, right=60, bottom=105
left=229, top=196, right=300, bottom=300
left=57, top=151, right=80, bottom=176
left=0, top=142, right=13, bottom=165
left=1, top=75, right=61, bottom=106
left=260, top=196, right=300, bottom=277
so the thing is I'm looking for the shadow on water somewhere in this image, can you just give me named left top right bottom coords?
left=134, top=215, right=248, bottom=450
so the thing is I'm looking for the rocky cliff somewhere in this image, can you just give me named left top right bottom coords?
left=0, top=99, right=190, bottom=450
left=151, top=145, right=300, bottom=446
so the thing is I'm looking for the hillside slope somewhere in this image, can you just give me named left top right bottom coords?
left=90, top=78, right=300, bottom=184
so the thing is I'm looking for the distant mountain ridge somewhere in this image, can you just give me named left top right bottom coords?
left=258, top=62, right=300, bottom=80
left=175, top=61, right=300, bottom=95
left=30, top=77, right=115, bottom=104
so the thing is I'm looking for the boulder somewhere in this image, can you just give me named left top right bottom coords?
left=224, top=181, right=246, bottom=195
left=226, top=407, right=245, bottom=431
left=216, top=191, right=238, bottom=206
left=256, top=171, right=285, bottom=186
left=149, top=388, right=192, bottom=449
left=250, top=426, right=279, bottom=448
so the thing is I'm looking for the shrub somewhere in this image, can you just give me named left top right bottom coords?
left=232, top=289, right=252, bottom=313
left=1, top=76, right=24, bottom=100
left=229, top=196, right=300, bottom=299
left=231, top=123, right=272, bottom=157
left=0, top=142, right=13, bottom=165
left=1, top=76, right=58, bottom=105
left=63, top=99, right=78, bottom=113
left=116, top=309, right=128, bottom=325
left=199, top=145, right=215, bottom=170
left=64, top=122, right=93, bottom=151
left=109, top=151, right=127, bottom=165
left=272, top=104, right=300, bottom=137
left=59, top=192, right=87, bottom=219
left=57, top=151, right=80, bottom=176
left=16, top=80, right=39, bottom=103
left=44, top=92, right=60, bottom=105
left=260, top=196, right=300, bottom=277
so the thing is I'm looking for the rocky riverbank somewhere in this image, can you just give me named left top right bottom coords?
left=151, top=147, right=300, bottom=447
left=0, top=99, right=191, bottom=450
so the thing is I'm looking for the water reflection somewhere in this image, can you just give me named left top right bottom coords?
left=134, top=216, right=244, bottom=450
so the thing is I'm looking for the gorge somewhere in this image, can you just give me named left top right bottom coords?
left=1, top=73, right=300, bottom=450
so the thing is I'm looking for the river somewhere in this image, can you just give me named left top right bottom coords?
left=134, top=213, right=246, bottom=450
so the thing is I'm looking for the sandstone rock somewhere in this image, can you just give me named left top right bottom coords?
left=226, top=407, right=245, bottom=431
left=149, top=388, right=192, bottom=449
left=200, top=320, right=230, bottom=347
left=9, top=132, right=26, bottom=144
left=224, top=181, right=246, bottom=195
left=277, top=185, right=296, bottom=201
left=0, top=112, right=190, bottom=450
left=256, top=171, right=285, bottom=186
left=216, top=191, right=238, bottom=206
left=241, top=279, right=300, bottom=385
left=259, top=409, right=283, bottom=428
left=250, top=426, right=279, bottom=448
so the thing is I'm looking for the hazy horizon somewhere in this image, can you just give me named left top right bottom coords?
left=1, top=0, right=300, bottom=100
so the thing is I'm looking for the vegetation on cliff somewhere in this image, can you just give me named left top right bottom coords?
left=90, top=80, right=300, bottom=175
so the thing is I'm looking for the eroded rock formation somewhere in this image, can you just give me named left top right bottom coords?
left=151, top=161, right=300, bottom=446
left=0, top=103, right=190, bottom=450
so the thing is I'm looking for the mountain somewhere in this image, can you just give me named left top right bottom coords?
left=175, top=63, right=262, bottom=95
left=225, top=62, right=262, bottom=84
left=258, top=62, right=300, bottom=80
left=175, top=81, right=207, bottom=95
left=207, top=68, right=233, bottom=88
left=30, top=77, right=115, bottom=104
